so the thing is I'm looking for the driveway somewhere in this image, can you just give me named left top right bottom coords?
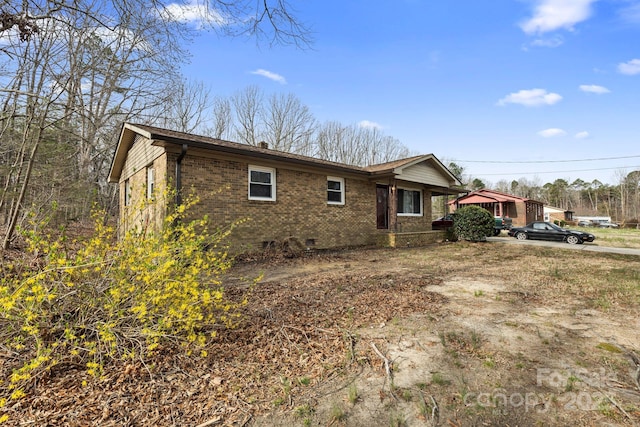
left=487, top=235, right=640, bottom=256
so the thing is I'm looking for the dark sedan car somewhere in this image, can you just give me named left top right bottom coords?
left=431, top=214, right=455, bottom=230
left=507, top=221, right=595, bottom=245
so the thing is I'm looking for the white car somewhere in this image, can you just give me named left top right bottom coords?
left=597, top=222, right=619, bottom=228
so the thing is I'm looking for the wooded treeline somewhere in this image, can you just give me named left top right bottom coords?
left=1, top=1, right=638, bottom=249
left=454, top=167, right=640, bottom=225
left=495, top=175, right=640, bottom=225
left=0, top=1, right=413, bottom=248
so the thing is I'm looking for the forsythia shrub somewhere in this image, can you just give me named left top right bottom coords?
left=0, top=194, right=255, bottom=408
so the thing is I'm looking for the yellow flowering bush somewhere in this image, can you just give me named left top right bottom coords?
left=0, top=194, right=254, bottom=406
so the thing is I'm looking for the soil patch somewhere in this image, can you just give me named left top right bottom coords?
left=2, top=244, right=639, bottom=426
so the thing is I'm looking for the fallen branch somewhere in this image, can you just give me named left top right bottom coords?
left=628, top=350, right=640, bottom=392
left=371, top=341, right=398, bottom=401
left=195, top=417, right=222, bottom=427
left=370, top=342, right=391, bottom=382
left=430, top=394, right=439, bottom=425
left=600, top=390, right=637, bottom=426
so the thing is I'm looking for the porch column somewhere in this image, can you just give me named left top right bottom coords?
left=389, top=180, right=398, bottom=232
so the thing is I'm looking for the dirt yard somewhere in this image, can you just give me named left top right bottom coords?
left=4, top=242, right=640, bottom=426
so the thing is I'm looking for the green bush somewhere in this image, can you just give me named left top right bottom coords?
left=453, top=205, right=494, bottom=242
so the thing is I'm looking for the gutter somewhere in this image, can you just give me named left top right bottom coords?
left=175, top=144, right=188, bottom=206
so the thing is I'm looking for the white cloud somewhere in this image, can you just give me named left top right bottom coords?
left=538, top=128, right=567, bottom=138
left=160, top=1, right=225, bottom=27
left=520, top=0, right=596, bottom=34
left=497, top=88, right=562, bottom=107
left=618, top=59, right=640, bottom=75
left=530, top=35, right=564, bottom=47
left=619, top=2, right=640, bottom=23
left=250, top=69, right=287, bottom=84
left=575, top=131, right=590, bottom=139
left=579, top=84, right=610, bottom=94
left=358, top=120, right=383, bottom=130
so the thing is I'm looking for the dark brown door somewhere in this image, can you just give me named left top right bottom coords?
left=376, top=185, right=389, bottom=229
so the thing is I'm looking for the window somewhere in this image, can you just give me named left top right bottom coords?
left=124, top=179, right=131, bottom=206
left=146, top=166, right=154, bottom=199
left=327, top=176, right=344, bottom=205
left=397, top=188, right=422, bottom=215
left=248, top=165, right=276, bottom=201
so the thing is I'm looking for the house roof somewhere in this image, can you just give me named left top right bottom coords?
left=452, top=188, right=543, bottom=205
left=544, top=206, right=573, bottom=213
left=109, top=123, right=463, bottom=192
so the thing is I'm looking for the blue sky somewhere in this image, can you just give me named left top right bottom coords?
left=176, top=0, right=640, bottom=186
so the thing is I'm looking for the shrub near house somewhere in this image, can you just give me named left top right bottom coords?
left=453, top=205, right=494, bottom=241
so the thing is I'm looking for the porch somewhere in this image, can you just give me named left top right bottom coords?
left=376, top=230, right=446, bottom=248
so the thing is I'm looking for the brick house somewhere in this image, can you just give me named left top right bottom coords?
left=543, top=206, right=574, bottom=224
left=450, top=189, right=543, bottom=227
left=108, top=123, right=464, bottom=252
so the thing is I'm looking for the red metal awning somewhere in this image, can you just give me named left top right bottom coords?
left=457, top=194, right=499, bottom=204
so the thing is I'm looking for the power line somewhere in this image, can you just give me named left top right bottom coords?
left=453, top=155, right=640, bottom=164
left=474, top=165, right=640, bottom=177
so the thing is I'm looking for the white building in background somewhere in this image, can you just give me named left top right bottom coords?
left=574, top=216, right=612, bottom=224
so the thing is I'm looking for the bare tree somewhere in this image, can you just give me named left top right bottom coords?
left=153, top=79, right=213, bottom=133
left=263, top=92, right=316, bottom=153
left=0, top=17, right=66, bottom=248
left=314, top=122, right=357, bottom=164
left=0, top=0, right=313, bottom=247
left=209, top=96, right=233, bottom=140
left=313, top=122, right=393, bottom=166
left=1, top=0, right=312, bottom=50
left=0, top=0, right=185, bottom=245
left=232, top=85, right=264, bottom=146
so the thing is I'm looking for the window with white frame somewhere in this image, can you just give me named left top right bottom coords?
left=327, top=176, right=344, bottom=205
left=397, top=188, right=422, bottom=215
left=248, top=165, right=276, bottom=201
left=146, top=166, right=155, bottom=199
left=124, top=179, right=131, bottom=206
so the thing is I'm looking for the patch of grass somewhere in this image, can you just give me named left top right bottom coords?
left=470, top=330, right=483, bottom=350
left=596, top=342, right=622, bottom=353
left=431, top=372, right=451, bottom=386
left=330, top=403, right=347, bottom=422
left=388, top=411, right=406, bottom=427
left=297, top=376, right=311, bottom=386
left=474, top=289, right=484, bottom=297
left=294, top=403, right=314, bottom=418
left=440, top=330, right=484, bottom=354
left=592, top=294, right=612, bottom=310
left=549, top=264, right=563, bottom=278
left=483, top=357, right=495, bottom=368
left=280, top=377, right=291, bottom=395
left=565, top=375, right=578, bottom=392
left=347, top=383, right=359, bottom=404
left=597, top=400, right=616, bottom=417
left=438, top=331, right=446, bottom=347
left=416, top=396, right=430, bottom=417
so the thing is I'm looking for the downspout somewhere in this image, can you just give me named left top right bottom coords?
left=175, top=144, right=188, bottom=206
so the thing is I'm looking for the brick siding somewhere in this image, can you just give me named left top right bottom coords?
left=168, top=153, right=379, bottom=252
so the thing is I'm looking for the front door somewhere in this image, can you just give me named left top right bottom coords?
left=376, top=185, right=389, bottom=229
